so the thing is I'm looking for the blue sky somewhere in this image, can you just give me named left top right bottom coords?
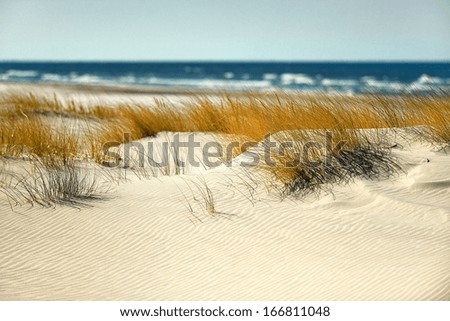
left=0, top=0, right=449, bottom=61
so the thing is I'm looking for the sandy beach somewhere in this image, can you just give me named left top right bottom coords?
left=0, top=83, right=449, bottom=300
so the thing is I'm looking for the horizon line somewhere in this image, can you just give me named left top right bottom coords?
left=1, top=59, right=449, bottom=64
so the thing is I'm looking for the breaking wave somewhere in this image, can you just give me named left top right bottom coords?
left=0, top=62, right=448, bottom=94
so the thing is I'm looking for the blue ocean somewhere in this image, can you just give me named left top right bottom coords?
left=0, top=62, right=449, bottom=94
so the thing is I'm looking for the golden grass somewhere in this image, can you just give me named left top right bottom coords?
left=0, top=89, right=448, bottom=203
left=0, top=115, right=81, bottom=165
left=0, top=90, right=449, bottom=166
left=178, top=92, right=450, bottom=144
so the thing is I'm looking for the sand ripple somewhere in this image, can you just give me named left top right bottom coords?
left=0, top=150, right=449, bottom=300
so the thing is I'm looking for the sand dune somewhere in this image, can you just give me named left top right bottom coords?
left=0, top=133, right=448, bottom=300
left=0, top=85, right=449, bottom=300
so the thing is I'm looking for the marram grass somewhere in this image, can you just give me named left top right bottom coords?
left=0, top=90, right=448, bottom=202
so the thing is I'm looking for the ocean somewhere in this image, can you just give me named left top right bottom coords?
left=0, top=62, right=449, bottom=94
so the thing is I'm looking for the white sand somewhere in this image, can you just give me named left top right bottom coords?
left=0, top=84, right=449, bottom=300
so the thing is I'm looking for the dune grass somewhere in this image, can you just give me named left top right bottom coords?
left=0, top=89, right=449, bottom=202
left=0, top=115, right=82, bottom=164
left=2, top=90, right=448, bottom=149
left=1, top=92, right=117, bottom=119
left=257, top=132, right=403, bottom=198
left=0, top=156, right=107, bottom=208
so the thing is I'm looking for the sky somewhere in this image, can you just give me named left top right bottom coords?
left=0, top=0, right=449, bottom=61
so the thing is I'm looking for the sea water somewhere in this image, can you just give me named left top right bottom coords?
left=0, top=61, right=449, bottom=94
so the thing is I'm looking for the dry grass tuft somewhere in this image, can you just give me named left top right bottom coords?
left=0, top=156, right=107, bottom=208
left=0, top=115, right=81, bottom=163
left=272, top=144, right=401, bottom=199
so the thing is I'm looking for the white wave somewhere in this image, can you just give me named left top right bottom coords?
left=405, top=74, right=447, bottom=92
left=364, top=78, right=393, bottom=88
left=117, top=75, right=136, bottom=84
left=361, top=77, right=410, bottom=92
left=387, top=83, right=409, bottom=92
left=415, top=74, right=443, bottom=85
left=8, top=70, right=39, bottom=77
left=321, top=78, right=358, bottom=87
left=41, top=73, right=69, bottom=82
left=146, top=77, right=272, bottom=89
left=362, top=77, right=446, bottom=93
left=280, top=73, right=315, bottom=85
left=263, top=73, right=278, bottom=80
left=406, top=83, right=435, bottom=92
left=69, top=74, right=104, bottom=84
left=360, top=76, right=375, bottom=82
left=0, top=69, right=39, bottom=80
left=42, top=72, right=106, bottom=85
left=224, top=72, right=234, bottom=79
